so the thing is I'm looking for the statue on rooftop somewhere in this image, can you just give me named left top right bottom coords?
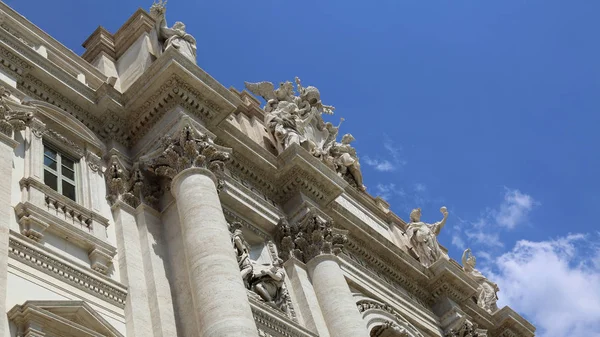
left=327, top=133, right=366, bottom=191
left=462, top=248, right=499, bottom=314
left=406, top=207, right=448, bottom=268
left=150, top=0, right=197, bottom=63
left=245, top=78, right=367, bottom=191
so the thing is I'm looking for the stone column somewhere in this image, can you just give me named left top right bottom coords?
left=143, top=124, right=258, bottom=337
left=307, top=254, right=368, bottom=337
left=276, top=211, right=369, bottom=337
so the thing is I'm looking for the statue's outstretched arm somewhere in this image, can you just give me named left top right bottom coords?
left=462, top=248, right=470, bottom=268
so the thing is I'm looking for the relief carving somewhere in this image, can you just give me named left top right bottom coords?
left=105, top=156, right=159, bottom=208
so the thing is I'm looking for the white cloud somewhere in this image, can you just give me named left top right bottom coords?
left=414, top=183, right=427, bottom=193
left=491, top=234, right=600, bottom=337
left=465, top=230, right=504, bottom=248
left=363, top=157, right=396, bottom=172
left=374, top=183, right=405, bottom=200
left=452, top=234, right=465, bottom=249
left=453, top=188, right=537, bottom=250
left=495, top=188, right=536, bottom=229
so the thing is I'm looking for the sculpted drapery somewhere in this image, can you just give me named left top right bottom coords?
left=406, top=207, right=448, bottom=268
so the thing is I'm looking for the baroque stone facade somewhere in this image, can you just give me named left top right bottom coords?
left=0, top=2, right=535, bottom=337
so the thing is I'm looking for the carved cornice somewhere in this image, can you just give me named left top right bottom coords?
left=0, top=44, right=32, bottom=76
left=8, top=233, right=127, bottom=307
left=18, top=74, right=102, bottom=134
left=428, top=259, right=479, bottom=305
left=344, top=235, right=431, bottom=305
left=491, top=307, right=535, bottom=337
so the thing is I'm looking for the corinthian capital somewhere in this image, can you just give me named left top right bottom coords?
left=141, top=124, right=230, bottom=179
left=275, top=208, right=347, bottom=264
left=0, top=86, right=35, bottom=137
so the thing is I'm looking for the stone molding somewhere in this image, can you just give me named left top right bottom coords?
left=7, top=300, right=124, bottom=337
left=344, top=235, right=431, bottom=304
left=8, top=232, right=127, bottom=307
left=17, top=177, right=116, bottom=274
left=249, top=296, right=316, bottom=337
left=428, top=259, right=479, bottom=305
left=357, top=298, right=424, bottom=337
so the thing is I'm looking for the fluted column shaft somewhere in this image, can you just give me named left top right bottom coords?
left=307, top=254, right=369, bottom=337
left=171, top=167, right=258, bottom=337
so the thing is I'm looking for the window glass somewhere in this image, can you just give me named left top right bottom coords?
left=44, top=171, right=58, bottom=191
left=43, top=143, right=78, bottom=202
left=62, top=181, right=76, bottom=201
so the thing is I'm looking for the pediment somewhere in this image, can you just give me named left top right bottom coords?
left=8, top=300, right=124, bottom=337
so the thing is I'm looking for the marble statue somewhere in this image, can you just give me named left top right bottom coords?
left=406, top=207, right=448, bottom=268
left=150, top=0, right=197, bottom=63
left=462, top=248, right=499, bottom=314
left=249, top=258, right=288, bottom=312
left=229, top=222, right=289, bottom=313
left=231, top=225, right=253, bottom=288
left=245, top=78, right=367, bottom=191
left=327, top=133, right=366, bottom=191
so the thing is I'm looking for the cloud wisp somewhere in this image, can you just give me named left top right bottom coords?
left=363, top=136, right=406, bottom=172
left=451, top=188, right=537, bottom=250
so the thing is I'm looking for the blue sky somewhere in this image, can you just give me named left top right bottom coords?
left=8, top=1, right=600, bottom=336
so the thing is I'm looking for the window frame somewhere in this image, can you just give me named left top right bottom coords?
left=43, top=142, right=79, bottom=202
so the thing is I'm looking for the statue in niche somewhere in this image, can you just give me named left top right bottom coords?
left=249, top=258, right=289, bottom=313
left=462, top=248, right=499, bottom=314
left=231, top=225, right=253, bottom=288
left=245, top=78, right=367, bottom=191
left=150, top=0, right=197, bottom=63
left=229, top=222, right=290, bottom=314
left=406, top=207, right=448, bottom=268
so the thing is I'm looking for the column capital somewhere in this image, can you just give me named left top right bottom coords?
left=141, top=123, right=231, bottom=182
left=276, top=208, right=348, bottom=264
left=0, top=86, right=36, bottom=139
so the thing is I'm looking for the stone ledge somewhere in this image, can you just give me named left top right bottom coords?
left=8, top=232, right=127, bottom=308
left=250, top=295, right=317, bottom=337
